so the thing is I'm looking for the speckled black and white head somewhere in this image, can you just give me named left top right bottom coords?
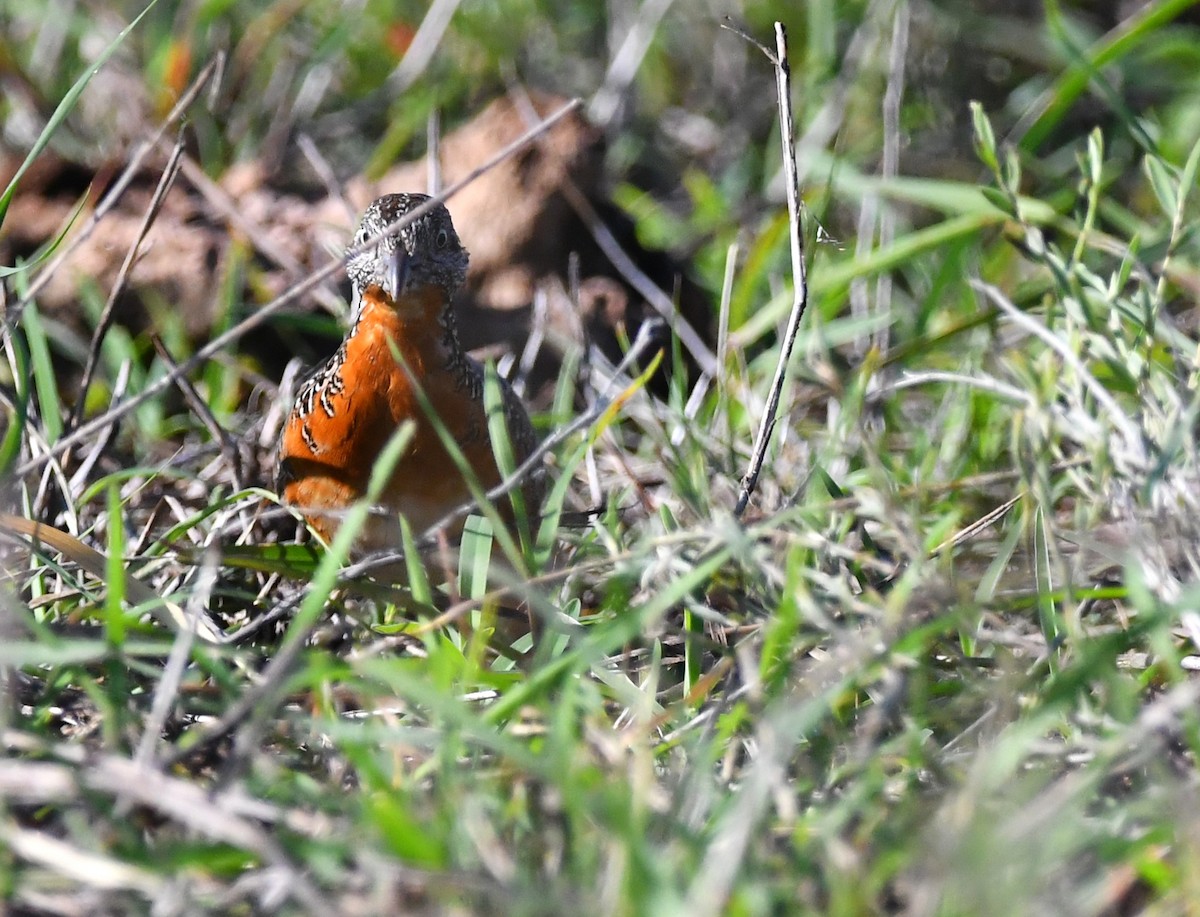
left=346, top=193, right=469, bottom=299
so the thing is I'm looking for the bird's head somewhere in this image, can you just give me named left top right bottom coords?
left=346, top=193, right=469, bottom=301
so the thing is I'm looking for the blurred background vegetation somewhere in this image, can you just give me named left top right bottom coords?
left=4, top=0, right=1200, bottom=914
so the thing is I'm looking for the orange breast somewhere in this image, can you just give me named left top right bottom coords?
left=279, top=284, right=503, bottom=550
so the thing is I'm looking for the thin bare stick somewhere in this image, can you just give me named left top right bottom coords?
left=716, top=19, right=773, bottom=58
left=848, top=1, right=907, bottom=358
left=87, top=758, right=334, bottom=912
left=728, top=13, right=877, bottom=190
left=507, top=84, right=718, bottom=376
left=874, top=2, right=909, bottom=354
left=716, top=242, right=737, bottom=391
left=28, top=430, right=75, bottom=527
left=733, top=23, right=809, bottom=518
left=929, top=493, right=1022, bottom=557
left=173, top=152, right=346, bottom=316
left=673, top=370, right=713, bottom=447
left=130, top=547, right=218, bottom=772
left=589, top=0, right=677, bottom=126
left=0, top=824, right=161, bottom=896
left=10, top=56, right=222, bottom=321
left=67, top=360, right=129, bottom=496
left=14, top=98, right=584, bottom=478
left=427, top=107, right=443, bottom=195
left=389, top=0, right=463, bottom=91
left=160, top=595, right=303, bottom=768
left=717, top=241, right=738, bottom=445
left=514, top=285, right=549, bottom=397
left=562, top=180, right=717, bottom=375
left=149, top=333, right=244, bottom=489
left=69, top=131, right=186, bottom=432
left=297, top=132, right=356, bottom=225
left=569, top=251, right=592, bottom=408
left=569, top=252, right=604, bottom=510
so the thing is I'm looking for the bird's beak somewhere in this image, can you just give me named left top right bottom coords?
left=387, top=245, right=411, bottom=297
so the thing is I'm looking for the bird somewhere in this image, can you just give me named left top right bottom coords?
left=276, top=192, right=545, bottom=556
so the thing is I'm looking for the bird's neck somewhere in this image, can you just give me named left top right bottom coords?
left=348, top=283, right=464, bottom=372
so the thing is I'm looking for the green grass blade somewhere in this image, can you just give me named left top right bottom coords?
left=0, top=0, right=161, bottom=232
left=19, top=298, right=63, bottom=444
left=0, top=325, right=32, bottom=474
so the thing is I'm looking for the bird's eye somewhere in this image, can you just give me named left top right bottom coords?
left=435, top=229, right=449, bottom=249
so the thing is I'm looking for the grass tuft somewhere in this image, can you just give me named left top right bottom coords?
left=4, top=1, right=1200, bottom=914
